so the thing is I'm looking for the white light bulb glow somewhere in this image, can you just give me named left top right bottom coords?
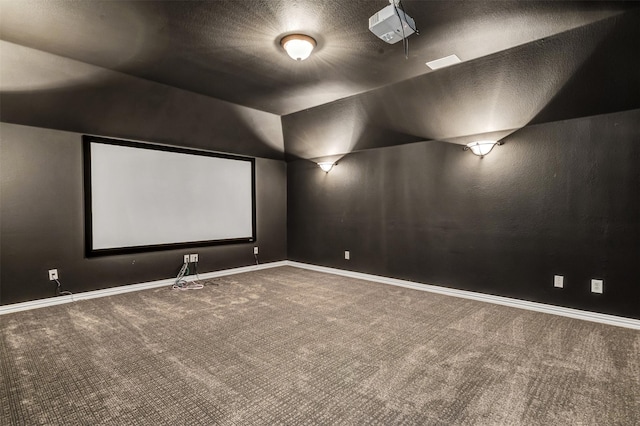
left=281, top=34, right=316, bottom=61
left=318, top=162, right=334, bottom=172
left=465, top=140, right=500, bottom=157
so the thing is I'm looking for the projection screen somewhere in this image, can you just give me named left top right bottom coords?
left=83, top=136, right=255, bottom=256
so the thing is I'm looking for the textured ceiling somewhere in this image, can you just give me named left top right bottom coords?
left=0, top=0, right=635, bottom=115
left=283, top=9, right=640, bottom=159
left=1, top=1, right=639, bottom=161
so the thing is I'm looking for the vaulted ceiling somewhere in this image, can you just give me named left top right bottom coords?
left=1, top=0, right=639, bottom=160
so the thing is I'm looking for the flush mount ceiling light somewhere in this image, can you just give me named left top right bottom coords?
left=318, top=162, right=335, bottom=172
left=464, top=140, right=502, bottom=158
left=280, top=34, right=316, bottom=61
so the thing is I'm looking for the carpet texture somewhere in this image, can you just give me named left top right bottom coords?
left=1, top=266, right=639, bottom=425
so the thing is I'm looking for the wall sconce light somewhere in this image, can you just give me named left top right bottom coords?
left=280, top=34, right=317, bottom=61
left=318, top=162, right=335, bottom=172
left=464, top=140, right=501, bottom=158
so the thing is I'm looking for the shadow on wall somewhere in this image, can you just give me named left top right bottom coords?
left=0, top=122, right=288, bottom=305
left=528, top=9, right=640, bottom=126
left=287, top=109, right=640, bottom=319
left=282, top=10, right=639, bottom=161
left=0, top=41, right=285, bottom=160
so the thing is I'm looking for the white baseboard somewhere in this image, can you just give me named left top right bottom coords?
left=286, top=261, right=640, bottom=330
left=0, top=261, right=288, bottom=316
left=2, top=259, right=638, bottom=330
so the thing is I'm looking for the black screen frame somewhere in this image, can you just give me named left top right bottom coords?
left=83, top=135, right=257, bottom=257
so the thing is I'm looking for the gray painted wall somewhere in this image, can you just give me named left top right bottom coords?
left=287, top=109, right=640, bottom=319
left=0, top=123, right=287, bottom=305
left=0, top=41, right=285, bottom=161
left=0, top=43, right=287, bottom=305
left=1, top=37, right=638, bottom=321
left=282, top=10, right=640, bottom=160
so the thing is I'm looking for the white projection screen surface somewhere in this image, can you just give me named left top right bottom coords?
left=84, top=137, right=255, bottom=255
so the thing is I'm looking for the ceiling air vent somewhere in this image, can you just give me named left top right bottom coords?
left=426, top=54, right=461, bottom=70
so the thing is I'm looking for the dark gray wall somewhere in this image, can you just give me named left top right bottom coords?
left=282, top=10, right=640, bottom=160
left=0, top=41, right=285, bottom=161
left=0, top=123, right=287, bottom=305
left=287, top=109, right=640, bottom=319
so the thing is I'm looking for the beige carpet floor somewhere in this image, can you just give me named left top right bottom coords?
left=1, top=266, right=639, bottom=425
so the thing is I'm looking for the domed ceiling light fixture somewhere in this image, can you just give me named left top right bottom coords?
left=280, top=34, right=317, bottom=61
left=464, top=140, right=501, bottom=158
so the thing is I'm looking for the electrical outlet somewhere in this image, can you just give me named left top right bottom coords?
left=554, top=275, right=564, bottom=288
left=48, top=269, right=58, bottom=280
left=190, top=254, right=198, bottom=263
left=344, top=251, right=350, bottom=260
left=254, top=247, right=259, bottom=255
left=184, top=254, right=190, bottom=264
left=591, top=279, right=603, bottom=294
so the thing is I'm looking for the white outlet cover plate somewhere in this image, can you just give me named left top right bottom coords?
left=48, top=269, right=58, bottom=280
left=554, top=275, right=564, bottom=288
left=254, top=247, right=259, bottom=255
left=591, top=279, right=604, bottom=294
left=345, top=251, right=350, bottom=260
left=184, top=255, right=190, bottom=263
left=190, top=254, right=198, bottom=263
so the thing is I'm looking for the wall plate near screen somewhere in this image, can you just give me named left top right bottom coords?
left=83, top=136, right=256, bottom=256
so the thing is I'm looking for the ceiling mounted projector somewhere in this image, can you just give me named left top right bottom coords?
left=369, top=2, right=416, bottom=44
